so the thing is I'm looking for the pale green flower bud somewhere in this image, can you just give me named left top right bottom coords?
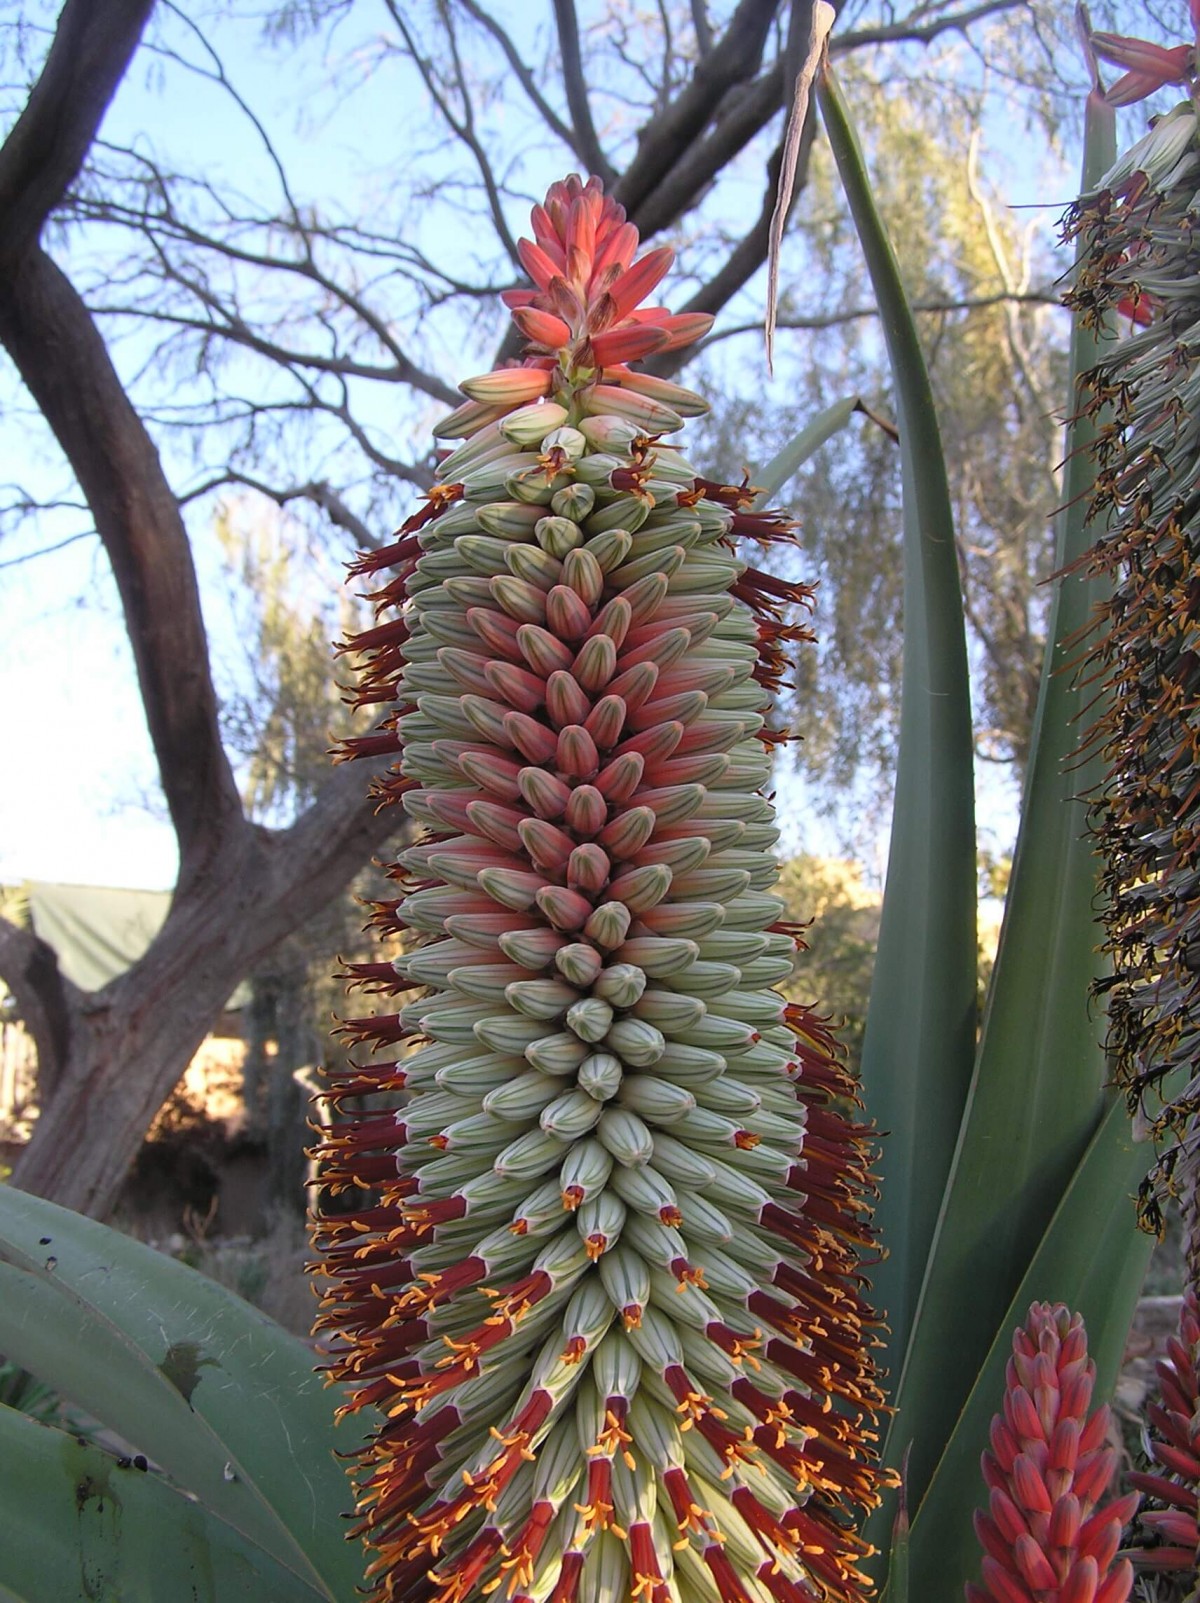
left=506, top=464, right=570, bottom=504
left=541, top=1086, right=605, bottom=1140
left=438, top=1110, right=530, bottom=1152
left=582, top=900, right=633, bottom=950
left=577, top=1052, right=624, bottom=1103
left=576, top=1191, right=626, bottom=1259
left=493, top=1127, right=571, bottom=1180
left=473, top=1012, right=554, bottom=1054
left=510, top=1179, right=575, bottom=1237
left=475, top=498, right=544, bottom=537
left=550, top=481, right=595, bottom=520
left=554, top=942, right=605, bottom=987
left=647, top=1130, right=717, bottom=1189
left=559, top=1136, right=614, bottom=1210
left=540, top=424, right=588, bottom=460
left=560, top=1279, right=617, bottom=1367
left=622, top=1304, right=684, bottom=1373
left=525, top=1030, right=590, bottom=1075
left=505, top=977, right=579, bottom=1020
left=617, top=1074, right=695, bottom=1124
left=566, top=996, right=614, bottom=1043
left=591, top=962, right=646, bottom=1009
left=597, top=1106, right=655, bottom=1167
left=669, top=959, right=741, bottom=998
left=531, top=1415, right=586, bottom=1507
left=578, top=1529, right=628, bottom=1603
left=462, top=452, right=538, bottom=501
left=534, top=513, right=584, bottom=557
left=597, top=1243, right=651, bottom=1327
left=630, top=990, right=706, bottom=1032
left=606, top=1161, right=680, bottom=1223
left=482, top=1070, right=564, bottom=1121
left=577, top=414, right=642, bottom=453
left=620, top=1211, right=688, bottom=1273
left=571, top=450, right=622, bottom=486
left=504, top=541, right=564, bottom=589
left=581, top=527, right=633, bottom=572
left=498, top=400, right=570, bottom=447
left=603, top=1017, right=666, bottom=1067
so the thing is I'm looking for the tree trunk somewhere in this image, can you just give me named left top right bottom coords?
left=12, top=767, right=399, bottom=1220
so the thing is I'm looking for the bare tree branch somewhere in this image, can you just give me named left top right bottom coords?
left=832, top=0, right=1022, bottom=52
left=0, top=0, right=154, bottom=259
left=551, top=0, right=616, bottom=185
left=691, top=0, right=715, bottom=57
left=255, top=762, right=401, bottom=952
left=648, top=111, right=819, bottom=379
left=0, top=529, right=96, bottom=570
left=699, top=288, right=1061, bottom=346
left=385, top=0, right=522, bottom=268
left=633, top=62, right=784, bottom=238
left=184, top=471, right=392, bottom=547
left=614, top=0, right=784, bottom=217
left=74, top=147, right=463, bottom=407
left=453, top=0, right=583, bottom=159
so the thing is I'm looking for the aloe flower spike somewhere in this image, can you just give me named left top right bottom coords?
left=967, top=1303, right=1137, bottom=1603
left=1128, top=1289, right=1200, bottom=1576
left=1063, top=75, right=1200, bottom=1246
left=316, top=173, right=887, bottom=1603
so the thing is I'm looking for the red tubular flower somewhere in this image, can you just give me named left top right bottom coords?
left=967, top=1304, right=1137, bottom=1603
left=315, top=174, right=887, bottom=1603
left=1129, top=1289, right=1200, bottom=1575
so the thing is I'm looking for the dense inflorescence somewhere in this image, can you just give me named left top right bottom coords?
left=1129, top=1290, right=1200, bottom=1578
left=967, top=1304, right=1137, bottom=1603
left=313, top=176, right=888, bottom=1603
left=1062, top=99, right=1200, bottom=1247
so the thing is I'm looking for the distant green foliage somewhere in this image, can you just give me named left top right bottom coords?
left=776, top=854, right=880, bottom=1066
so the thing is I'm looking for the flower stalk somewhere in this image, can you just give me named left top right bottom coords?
left=1129, top=1290, right=1200, bottom=1578
left=967, top=1304, right=1137, bottom=1603
left=314, top=175, right=888, bottom=1603
left=1062, top=68, right=1200, bottom=1261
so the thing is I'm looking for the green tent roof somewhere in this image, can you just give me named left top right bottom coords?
left=12, top=883, right=246, bottom=1007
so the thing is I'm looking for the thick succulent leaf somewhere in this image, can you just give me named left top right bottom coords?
left=880, top=89, right=1121, bottom=1518
left=0, top=1187, right=367, bottom=1602
left=751, top=395, right=862, bottom=503
left=903, top=1092, right=1153, bottom=1597
left=0, top=1401, right=331, bottom=1603
left=817, top=65, right=977, bottom=1371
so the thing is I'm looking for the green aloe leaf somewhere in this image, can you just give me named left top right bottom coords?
left=0, top=1187, right=366, bottom=1602
left=752, top=394, right=863, bottom=503
left=0, top=1402, right=330, bottom=1603
left=905, top=1091, right=1153, bottom=1596
left=817, top=65, right=978, bottom=1372
left=879, top=88, right=1121, bottom=1523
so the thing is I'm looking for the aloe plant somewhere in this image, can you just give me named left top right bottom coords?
left=317, top=173, right=889, bottom=1603
left=2, top=28, right=1198, bottom=1603
left=0, top=1185, right=368, bottom=1601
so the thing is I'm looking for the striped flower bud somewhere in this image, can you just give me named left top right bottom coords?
left=967, top=1303, right=1137, bottom=1603
left=318, top=172, right=886, bottom=1603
